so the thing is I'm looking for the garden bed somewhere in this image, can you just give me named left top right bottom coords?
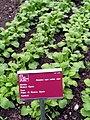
left=0, top=0, right=90, bottom=120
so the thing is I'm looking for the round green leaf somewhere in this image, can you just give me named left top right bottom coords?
left=59, top=99, right=67, bottom=108
left=84, top=79, right=90, bottom=87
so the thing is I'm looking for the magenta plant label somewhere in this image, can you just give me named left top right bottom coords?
left=17, top=68, right=63, bottom=100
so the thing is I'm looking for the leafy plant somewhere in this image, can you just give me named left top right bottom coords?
left=21, top=105, right=32, bottom=116
left=0, top=96, right=15, bottom=109
left=84, top=78, right=90, bottom=87
left=84, top=118, right=90, bottom=120
left=0, top=116, right=7, bottom=120
left=1, top=0, right=90, bottom=119
left=80, top=78, right=90, bottom=118
left=85, top=61, right=90, bottom=70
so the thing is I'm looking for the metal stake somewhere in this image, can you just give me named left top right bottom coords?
left=40, top=99, right=45, bottom=120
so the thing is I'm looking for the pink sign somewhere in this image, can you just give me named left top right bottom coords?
left=17, top=69, right=63, bottom=100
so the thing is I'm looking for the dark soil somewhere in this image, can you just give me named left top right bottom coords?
left=84, top=45, right=90, bottom=62
left=0, top=0, right=90, bottom=120
left=71, top=0, right=83, bottom=8
left=0, top=0, right=20, bottom=29
left=0, top=107, right=32, bottom=120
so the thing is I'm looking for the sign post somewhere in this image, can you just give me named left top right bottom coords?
left=17, top=68, right=63, bottom=119
left=40, top=99, right=45, bottom=120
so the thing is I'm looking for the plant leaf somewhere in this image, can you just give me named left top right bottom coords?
left=84, top=79, right=90, bottom=87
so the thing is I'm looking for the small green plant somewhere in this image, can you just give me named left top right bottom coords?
left=80, top=78, right=90, bottom=119
left=85, top=61, right=90, bottom=70
left=84, top=118, right=90, bottom=120
left=0, top=116, right=7, bottom=120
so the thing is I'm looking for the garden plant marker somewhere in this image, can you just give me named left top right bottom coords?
left=17, top=68, right=63, bottom=120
